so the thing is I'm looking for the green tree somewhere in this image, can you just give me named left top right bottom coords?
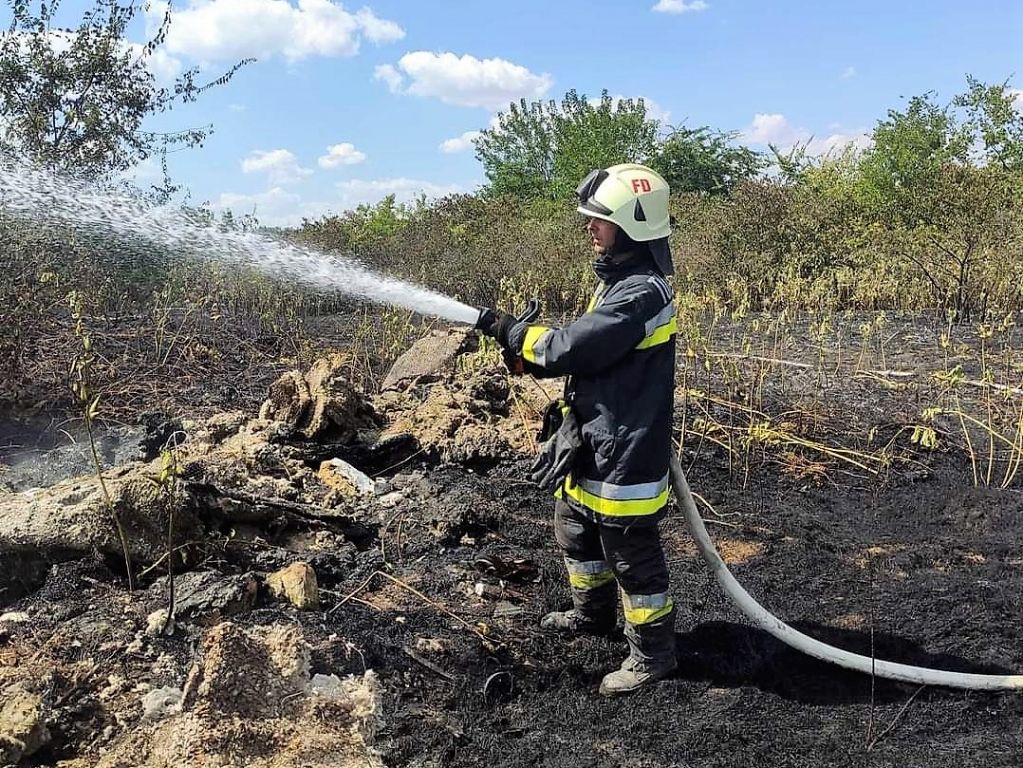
left=649, top=125, right=764, bottom=195
left=953, top=75, right=1023, bottom=172
left=475, top=89, right=659, bottom=200
left=855, top=80, right=1023, bottom=318
left=0, top=0, right=249, bottom=178
left=857, top=92, right=970, bottom=223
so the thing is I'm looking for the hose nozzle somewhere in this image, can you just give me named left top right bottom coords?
left=474, top=307, right=497, bottom=332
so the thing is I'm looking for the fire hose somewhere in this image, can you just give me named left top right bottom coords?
left=474, top=301, right=1022, bottom=690
left=669, top=452, right=1023, bottom=691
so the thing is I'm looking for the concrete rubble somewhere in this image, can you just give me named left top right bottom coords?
left=0, top=337, right=544, bottom=766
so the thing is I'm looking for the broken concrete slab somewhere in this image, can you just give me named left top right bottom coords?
left=380, top=328, right=474, bottom=391
left=0, top=463, right=201, bottom=604
left=319, top=458, right=375, bottom=497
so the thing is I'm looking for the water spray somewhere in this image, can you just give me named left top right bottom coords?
left=0, top=160, right=481, bottom=326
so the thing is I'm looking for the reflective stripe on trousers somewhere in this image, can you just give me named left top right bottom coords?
left=621, top=590, right=674, bottom=625
left=565, top=556, right=615, bottom=590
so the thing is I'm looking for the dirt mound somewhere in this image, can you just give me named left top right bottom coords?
left=93, top=621, right=382, bottom=768
left=260, top=353, right=380, bottom=441
left=375, top=335, right=558, bottom=463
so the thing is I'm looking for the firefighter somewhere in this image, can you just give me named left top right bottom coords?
left=477, top=163, right=677, bottom=696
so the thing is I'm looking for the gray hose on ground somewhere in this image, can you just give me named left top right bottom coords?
left=669, top=452, right=1023, bottom=691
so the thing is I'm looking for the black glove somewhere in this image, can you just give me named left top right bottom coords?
left=475, top=308, right=498, bottom=337
left=529, top=404, right=583, bottom=492
left=492, top=312, right=518, bottom=349
left=475, top=307, right=515, bottom=344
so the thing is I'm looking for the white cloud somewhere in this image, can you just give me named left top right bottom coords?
left=215, top=187, right=333, bottom=227
left=652, top=0, right=708, bottom=13
left=228, top=103, right=248, bottom=112
left=147, top=0, right=404, bottom=63
left=241, top=148, right=313, bottom=184
left=318, top=142, right=367, bottom=168
left=213, top=177, right=471, bottom=227
left=804, top=131, right=871, bottom=156
left=742, top=113, right=798, bottom=145
left=377, top=51, right=552, bottom=111
left=353, top=7, right=404, bottom=43
left=439, top=131, right=482, bottom=154
left=840, top=66, right=857, bottom=80
left=1010, top=89, right=1023, bottom=112
left=374, top=63, right=404, bottom=93
left=741, top=113, right=871, bottom=156
left=335, top=177, right=466, bottom=208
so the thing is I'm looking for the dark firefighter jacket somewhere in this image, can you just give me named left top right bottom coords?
left=506, top=252, right=676, bottom=527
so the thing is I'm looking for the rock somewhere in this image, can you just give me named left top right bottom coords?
left=145, top=608, right=173, bottom=637
left=152, top=571, right=259, bottom=625
left=0, top=463, right=201, bottom=603
left=0, top=611, right=29, bottom=624
left=319, top=458, right=375, bottom=497
left=0, top=686, right=50, bottom=764
left=381, top=329, right=473, bottom=391
left=141, top=686, right=183, bottom=721
left=266, top=562, right=320, bottom=610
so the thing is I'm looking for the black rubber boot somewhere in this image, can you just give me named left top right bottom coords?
left=599, top=608, right=677, bottom=695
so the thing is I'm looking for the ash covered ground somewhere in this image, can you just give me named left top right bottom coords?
left=1, top=322, right=1022, bottom=768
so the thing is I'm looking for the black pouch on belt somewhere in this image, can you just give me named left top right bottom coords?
left=529, top=399, right=583, bottom=493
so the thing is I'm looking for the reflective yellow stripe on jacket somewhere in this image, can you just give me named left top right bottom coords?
left=636, top=301, right=677, bottom=350
left=525, top=287, right=676, bottom=366
left=522, top=325, right=552, bottom=365
left=558, top=473, right=670, bottom=518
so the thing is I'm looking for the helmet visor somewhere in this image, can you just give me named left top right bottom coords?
left=576, top=168, right=608, bottom=204
left=576, top=168, right=612, bottom=216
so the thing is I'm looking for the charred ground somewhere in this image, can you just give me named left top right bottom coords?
left=1, top=317, right=1022, bottom=767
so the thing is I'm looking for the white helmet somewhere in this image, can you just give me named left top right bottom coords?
left=576, top=163, right=673, bottom=275
left=576, top=163, right=671, bottom=242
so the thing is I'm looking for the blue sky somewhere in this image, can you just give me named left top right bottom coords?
left=30, top=0, right=1023, bottom=225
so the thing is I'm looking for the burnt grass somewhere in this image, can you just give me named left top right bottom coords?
left=5, top=313, right=1023, bottom=767
left=314, top=451, right=1023, bottom=768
